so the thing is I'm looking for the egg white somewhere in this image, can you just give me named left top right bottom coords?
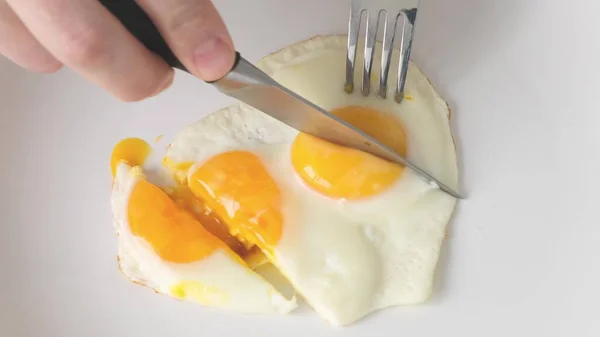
left=111, top=162, right=297, bottom=314
left=165, top=35, right=459, bottom=325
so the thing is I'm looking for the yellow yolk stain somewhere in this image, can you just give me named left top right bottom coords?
left=128, top=178, right=238, bottom=263
left=110, top=137, right=152, bottom=177
left=170, top=281, right=228, bottom=305
left=163, top=157, right=195, bottom=184
left=155, top=134, right=164, bottom=143
left=291, top=105, right=408, bottom=199
left=188, top=151, right=283, bottom=253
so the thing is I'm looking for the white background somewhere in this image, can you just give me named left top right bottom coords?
left=1, top=0, right=599, bottom=336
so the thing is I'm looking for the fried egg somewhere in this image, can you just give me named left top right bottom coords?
left=163, top=35, right=459, bottom=325
left=110, top=139, right=297, bottom=314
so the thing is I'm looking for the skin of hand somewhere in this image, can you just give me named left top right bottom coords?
left=0, top=0, right=235, bottom=101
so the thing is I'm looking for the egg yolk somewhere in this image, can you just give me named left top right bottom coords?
left=110, top=137, right=152, bottom=177
left=128, top=178, right=234, bottom=263
left=162, top=156, right=267, bottom=263
left=188, top=151, right=283, bottom=253
left=163, top=184, right=250, bottom=257
left=291, top=105, right=407, bottom=199
left=111, top=138, right=252, bottom=264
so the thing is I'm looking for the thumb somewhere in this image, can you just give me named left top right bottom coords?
left=137, top=0, right=235, bottom=81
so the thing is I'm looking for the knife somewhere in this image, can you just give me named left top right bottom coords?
left=100, top=0, right=462, bottom=199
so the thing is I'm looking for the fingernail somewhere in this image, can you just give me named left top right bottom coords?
left=152, top=69, right=175, bottom=97
left=193, top=37, right=234, bottom=81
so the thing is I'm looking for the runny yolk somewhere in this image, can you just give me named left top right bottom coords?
left=112, top=138, right=255, bottom=263
left=128, top=178, right=233, bottom=263
left=188, top=151, right=283, bottom=253
left=162, top=157, right=264, bottom=262
left=110, top=138, right=152, bottom=177
left=291, top=105, right=408, bottom=199
left=163, top=184, right=250, bottom=257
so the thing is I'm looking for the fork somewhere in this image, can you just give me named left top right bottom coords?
left=345, top=0, right=419, bottom=103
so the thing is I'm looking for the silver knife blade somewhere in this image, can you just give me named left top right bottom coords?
left=211, top=53, right=462, bottom=199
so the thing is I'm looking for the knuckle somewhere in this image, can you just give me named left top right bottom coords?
left=164, top=4, right=209, bottom=40
left=60, top=28, right=108, bottom=67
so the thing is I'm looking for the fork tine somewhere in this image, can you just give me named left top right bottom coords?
left=345, top=2, right=363, bottom=94
left=346, top=1, right=419, bottom=104
left=378, top=10, right=398, bottom=99
left=395, top=9, right=416, bottom=103
left=361, top=9, right=382, bottom=96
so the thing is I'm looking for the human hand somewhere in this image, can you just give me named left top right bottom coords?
left=0, top=0, right=235, bottom=101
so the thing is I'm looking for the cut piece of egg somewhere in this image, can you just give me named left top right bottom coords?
left=162, top=35, right=459, bottom=326
left=110, top=139, right=297, bottom=314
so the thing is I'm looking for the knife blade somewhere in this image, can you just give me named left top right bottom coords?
left=211, top=54, right=462, bottom=199
left=100, top=0, right=462, bottom=199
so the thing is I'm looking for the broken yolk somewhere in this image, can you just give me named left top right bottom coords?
left=291, top=105, right=408, bottom=199
left=111, top=138, right=252, bottom=264
left=128, top=178, right=235, bottom=263
left=110, top=138, right=151, bottom=177
left=162, top=156, right=266, bottom=264
left=163, top=184, right=250, bottom=257
left=188, top=151, right=283, bottom=253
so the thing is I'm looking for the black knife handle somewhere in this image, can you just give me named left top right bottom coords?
left=99, top=0, right=188, bottom=72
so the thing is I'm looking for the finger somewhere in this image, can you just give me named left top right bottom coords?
left=136, top=0, right=235, bottom=81
left=0, top=2, right=62, bottom=73
left=6, top=0, right=174, bottom=101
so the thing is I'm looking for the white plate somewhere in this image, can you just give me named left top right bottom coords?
left=1, top=0, right=599, bottom=336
